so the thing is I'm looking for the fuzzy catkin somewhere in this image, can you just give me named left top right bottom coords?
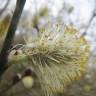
left=8, top=21, right=89, bottom=96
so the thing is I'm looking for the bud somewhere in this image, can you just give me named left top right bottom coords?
left=24, top=67, right=34, bottom=76
left=22, top=76, right=34, bottom=89
left=12, top=73, right=22, bottom=84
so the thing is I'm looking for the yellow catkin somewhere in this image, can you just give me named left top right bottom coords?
left=8, top=20, right=90, bottom=96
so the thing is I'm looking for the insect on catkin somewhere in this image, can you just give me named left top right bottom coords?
left=8, top=20, right=90, bottom=96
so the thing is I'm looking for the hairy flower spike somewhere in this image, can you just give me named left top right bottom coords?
left=8, top=21, right=89, bottom=96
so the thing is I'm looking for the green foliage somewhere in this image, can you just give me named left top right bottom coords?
left=0, top=14, right=11, bottom=38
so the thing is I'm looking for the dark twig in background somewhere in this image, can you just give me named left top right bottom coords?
left=0, top=0, right=10, bottom=16
left=82, top=9, right=96, bottom=36
left=0, top=0, right=26, bottom=76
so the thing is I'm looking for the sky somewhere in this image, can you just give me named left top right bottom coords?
left=0, top=0, right=96, bottom=54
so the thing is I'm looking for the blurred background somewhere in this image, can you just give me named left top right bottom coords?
left=0, top=0, right=96, bottom=96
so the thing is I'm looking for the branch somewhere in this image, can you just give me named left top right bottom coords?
left=0, top=0, right=26, bottom=76
left=82, top=10, right=96, bottom=36
left=0, top=0, right=10, bottom=16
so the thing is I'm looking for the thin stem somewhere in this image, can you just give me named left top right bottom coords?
left=0, top=0, right=10, bottom=16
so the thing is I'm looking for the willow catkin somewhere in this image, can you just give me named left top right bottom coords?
left=8, top=21, right=89, bottom=96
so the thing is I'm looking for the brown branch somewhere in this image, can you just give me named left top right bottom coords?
left=0, top=0, right=26, bottom=76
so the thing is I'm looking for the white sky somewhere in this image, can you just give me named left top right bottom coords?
left=1, top=0, right=96, bottom=53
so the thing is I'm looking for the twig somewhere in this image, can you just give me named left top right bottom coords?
left=0, top=0, right=26, bottom=76
left=82, top=15, right=94, bottom=36
left=0, top=0, right=10, bottom=16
